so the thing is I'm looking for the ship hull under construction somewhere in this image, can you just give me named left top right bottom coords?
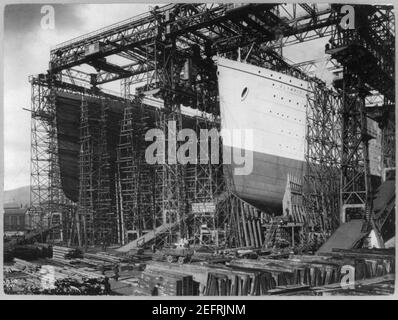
left=217, top=58, right=310, bottom=212
left=55, top=58, right=381, bottom=215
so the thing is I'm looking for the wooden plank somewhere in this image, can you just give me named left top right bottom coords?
left=251, top=219, right=259, bottom=248
left=319, top=251, right=395, bottom=260
left=228, top=260, right=297, bottom=273
left=268, top=284, right=311, bottom=295
left=332, top=248, right=395, bottom=255
left=234, top=199, right=244, bottom=247
left=246, top=217, right=255, bottom=248
left=239, top=200, right=250, bottom=247
left=257, top=219, right=263, bottom=247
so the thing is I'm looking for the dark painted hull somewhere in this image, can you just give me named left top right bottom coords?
left=224, top=147, right=305, bottom=213
left=56, top=92, right=125, bottom=202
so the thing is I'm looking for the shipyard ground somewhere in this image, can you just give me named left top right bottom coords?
left=3, top=242, right=395, bottom=296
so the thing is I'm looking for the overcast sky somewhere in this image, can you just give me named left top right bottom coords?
left=4, top=3, right=155, bottom=190
left=3, top=3, right=331, bottom=191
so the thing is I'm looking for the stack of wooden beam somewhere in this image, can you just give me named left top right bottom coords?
left=144, top=261, right=209, bottom=287
left=14, top=258, right=103, bottom=281
left=143, top=259, right=337, bottom=296
left=147, top=261, right=272, bottom=296
left=213, top=248, right=395, bottom=295
left=14, top=258, right=40, bottom=272
left=133, top=247, right=395, bottom=296
left=82, top=252, right=123, bottom=268
left=228, top=258, right=340, bottom=288
left=138, top=266, right=199, bottom=296
left=52, top=246, right=81, bottom=261
left=204, top=270, right=277, bottom=296
left=312, top=274, right=395, bottom=296
left=316, top=248, right=395, bottom=279
left=84, top=252, right=122, bottom=263
left=50, top=251, right=124, bottom=271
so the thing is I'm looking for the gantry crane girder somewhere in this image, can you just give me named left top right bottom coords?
left=326, top=4, right=395, bottom=102
left=49, top=4, right=275, bottom=72
left=48, top=3, right=338, bottom=87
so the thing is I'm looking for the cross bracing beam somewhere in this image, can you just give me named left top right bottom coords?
left=48, top=3, right=337, bottom=85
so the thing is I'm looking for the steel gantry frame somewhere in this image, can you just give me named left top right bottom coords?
left=29, top=3, right=341, bottom=247
left=30, top=76, right=76, bottom=242
left=304, top=82, right=343, bottom=233
left=116, top=97, right=157, bottom=245
left=48, top=3, right=338, bottom=88
left=77, top=96, right=99, bottom=248
left=326, top=4, right=395, bottom=230
left=30, top=3, right=394, bottom=247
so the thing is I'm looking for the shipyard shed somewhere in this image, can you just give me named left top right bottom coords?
left=3, top=203, right=29, bottom=234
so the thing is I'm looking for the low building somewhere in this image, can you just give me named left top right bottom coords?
left=3, top=203, right=29, bottom=235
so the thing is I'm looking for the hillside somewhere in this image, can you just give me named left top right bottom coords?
left=3, top=186, right=30, bottom=207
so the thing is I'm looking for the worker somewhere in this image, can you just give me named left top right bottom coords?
left=151, top=243, right=156, bottom=253
left=104, top=276, right=111, bottom=294
left=113, top=264, right=119, bottom=281
left=151, top=284, right=159, bottom=296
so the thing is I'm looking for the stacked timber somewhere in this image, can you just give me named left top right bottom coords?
left=15, top=258, right=103, bottom=281
left=72, top=258, right=110, bottom=269
left=204, top=270, right=276, bottom=296
left=316, top=248, right=395, bottom=279
left=133, top=248, right=395, bottom=296
left=50, top=251, right=125, bottom=271
left=138, top=266, right=199, bottom=296
left=312, top=274, right=395, bottom=296
left=145, top=261, right=209, bottom=284
left=52, top=246, right=82, bottom=261
left=9, top=258, right=110, bottom=295
left=228, top=258, right=340, bottom=288
left=14, top=258, right=41, bottom=273
left=83, top=252, right=123, bottom=264
left=205, top=247, right=396, bottom=296
left=146, top=261, right=275, bottom=296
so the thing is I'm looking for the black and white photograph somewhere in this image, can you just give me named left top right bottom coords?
left=1, top=1, right=396, bottom=299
